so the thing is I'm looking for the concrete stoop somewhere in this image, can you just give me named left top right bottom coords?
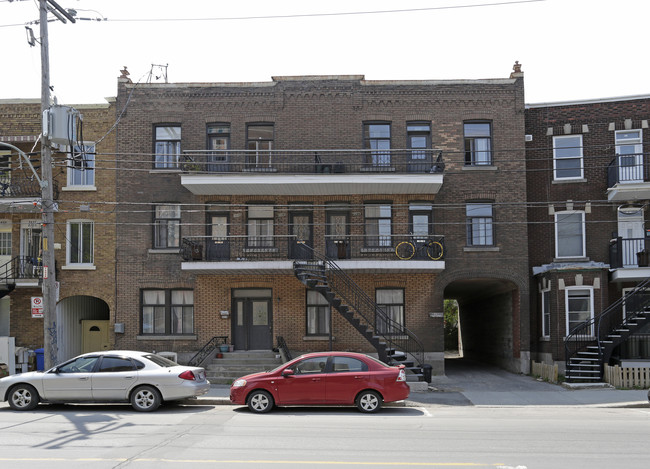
left=206, top=351, right=283, bottom=385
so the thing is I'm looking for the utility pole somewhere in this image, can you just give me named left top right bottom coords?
left=38, top=0, right=75, bottom=368
left=39, top=0, right=57, bottom=369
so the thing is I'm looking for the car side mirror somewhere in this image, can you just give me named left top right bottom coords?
left=281, top=369, right=294, bottom=377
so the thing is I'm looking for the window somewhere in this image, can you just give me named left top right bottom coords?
left=553, top=135, right=583, bottom=180
left=464, top=122, right=492, bottom=165
left=541, top=287, right=550, bottom=338
left=289, top=356, right=329, bottom=374
left=97, top=357, right=136, bottom=372
left=58, top=356, right=99, bottom=373
left=207, top=124, right=230, bottom=171
left=248, top=204, right=274, bottom=247
left=154, top=125, right=181, bottom=169
left=364, top=123, right=391, bottom=166
left=0, top=151, right=10, bottom=188
left=555, top=211, right=585, bottom=258
left=154, top=205, right=180, bottom=248
left=246, top=124, right=274, bottom=167
left=0, top=231, right=11, bottom=256
left=376, top=289, right=404, bottom=335
left=331, top=356, right=367, bottom=373
left=307, top=290, right=330, bottom=335
left=566, top=288, right=593, bottom=335
left=67, top=221, right=94, bottom=265
left=365, top=203, right=391, bottom=247
left=466, top=203, right=493, bottom=246
left=67, top=143, right=95, bottom=187
left=615, top=130, right=643, bottom=183
left=142, top=289, right=194, bottom=335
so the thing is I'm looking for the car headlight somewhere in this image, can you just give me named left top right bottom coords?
left=232, top=379, right=247, bottom=387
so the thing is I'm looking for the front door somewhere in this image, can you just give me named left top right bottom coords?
left=616, top=130, right=643, bottom=184
left=289, top=212, right=312, bottom=259
left=407, top=123, right=432, bottom=172
left=410, top=207, right=432, bottom=260
left=207, top=214, right=230, bottom=260
left=19, top=220, right=41, bottom=278
left=618, top=206, right=645, bottom=267
left=232, top=290, right=272, bottom=350
left=326, top=212, right=350, bottom=259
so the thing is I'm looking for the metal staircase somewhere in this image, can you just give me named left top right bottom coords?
left=0, top=256, right=42, bottom=299
left=293, top=249, right=427, bottom=382
left=565, top=278, right=650, bottom=382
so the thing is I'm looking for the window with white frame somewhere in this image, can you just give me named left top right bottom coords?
left=142, top=289, right=194, bottom=335
left=555, top=211, right=585, bottom=258
left=154, top=125, right=181, bottom=169
left=306, top=290, right=330, bottom=335
left=247, top=204, right=274, bottom=247
left=0, top=231, right=11, bottom=256
left=541, top=287, right=550, bottom=338
left=376, top=289, right=404, bottom=335
left=565, top=287, right=593, bottom=335
left=466, top=203, right=494, bottom=246
left=553, top=135, right=583, bottom=180
left=365, top=203, right=392, bottom=247
left=154, top=204, right=180, bottom=248
left=67, top=220, right=94, bottom=265
left=67, top=143, right=95, bottom=187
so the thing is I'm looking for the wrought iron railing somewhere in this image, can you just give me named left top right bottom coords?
left=180, top=149, right=444, bottom=175
left=187, top=335, right=228, bottom=367
left=609, top=236, right=648, bottom=268
left=565, top=277, right=650, bottom=377
left=0, top=256, right=43, bottom=284
left=607, top=154, right=650, bottom=188
left=181, top=234, right=445, bottom=263
left=276, top=336, right=292, bottom=362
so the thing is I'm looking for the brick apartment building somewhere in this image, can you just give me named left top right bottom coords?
left=0, top=98, right=116, bottom=369
left=112, top=65, right=530, bottom=375
left=526, top=95, right=650, bottom=377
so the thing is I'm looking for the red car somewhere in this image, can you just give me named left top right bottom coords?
left=230, top=351, right=410, bottom=413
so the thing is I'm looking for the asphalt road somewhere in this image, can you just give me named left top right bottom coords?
left=1, top=402, right=649, bottom=469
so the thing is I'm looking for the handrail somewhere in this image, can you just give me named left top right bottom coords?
left=187, top=335, right=228, bottom=367
left=0, top=256, right=43, bottom=283
left=295, top=245, right=425, bottom=367
left=565, top=277, right=650, bottom=377
left=276, top=336, right=292, bottom=362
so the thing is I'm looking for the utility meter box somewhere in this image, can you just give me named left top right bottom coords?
left=43, top=105, right=78, bottom=146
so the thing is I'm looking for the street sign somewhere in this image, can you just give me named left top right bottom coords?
left=31, top=297, right=43, bottom=318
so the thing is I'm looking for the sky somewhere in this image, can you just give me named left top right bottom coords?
left=0, top=0, right=648, bottom=106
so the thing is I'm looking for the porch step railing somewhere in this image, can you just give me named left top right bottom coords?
left=565, top=277, right=650, bottom=382
left=293, top=246, right=427, bottom=382
left=0, top=256, right=43, bottom=298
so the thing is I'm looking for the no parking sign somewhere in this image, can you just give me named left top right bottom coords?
left=31, top=297, right=43, bottom=318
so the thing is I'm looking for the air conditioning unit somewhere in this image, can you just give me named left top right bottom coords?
left=525, top=134, right=533, bottom=142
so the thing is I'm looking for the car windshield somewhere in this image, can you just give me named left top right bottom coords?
left=143, top=354, right=178, bottom=367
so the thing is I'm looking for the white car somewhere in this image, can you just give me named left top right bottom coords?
left=0, top=350, right=210, bottom=412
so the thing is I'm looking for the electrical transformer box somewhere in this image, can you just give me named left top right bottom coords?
left=43, top=105, right=78, bottom=146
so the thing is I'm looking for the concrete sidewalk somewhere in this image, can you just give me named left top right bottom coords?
left=187, top=359, right=649, bottom=408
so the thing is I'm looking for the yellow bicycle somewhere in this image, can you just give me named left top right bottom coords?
left=395, top=238, right=443, bottom=260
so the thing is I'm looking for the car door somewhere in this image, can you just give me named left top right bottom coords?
left=274, top=356, right=328, bottom=405
left=325, top=356, right=370, bottom=404
left=41, top=355, right=99, bottom=401
left=91, top=356, right=139, bottom=400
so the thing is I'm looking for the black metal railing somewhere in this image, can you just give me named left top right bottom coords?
left=276, top=336, right=292, bottom=362
left=295, top=245, right=425, bottom=367
left=181, top=234, right=445, bottom=263
left=565, top=277, right=650, bottom=377
left=607, top=154, right=650, bottom=188
left=187, top=335, right=228, bottom=367
left=0, top=256, right=43, bottom=283
left=609, top=237, right=648, bottom=269
left=180, top=149, right=445, bottom=175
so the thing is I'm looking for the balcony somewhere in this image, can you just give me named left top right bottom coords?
left=179, top=149, right=444, bottom=196
left=609, top=236, right=650, bottom=282
left=606, top=155, right=650, bottom=202
left=180, top=235, right=445, bottom=274
left=0, top=173, right=42, bottom=199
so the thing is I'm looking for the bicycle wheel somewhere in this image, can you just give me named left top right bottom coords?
left=395, top=241, right=416, bottom=260
left=426, top=241, right=444, bottom=260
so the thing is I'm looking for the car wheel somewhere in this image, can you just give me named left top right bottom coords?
left=356, top=390, right=382, bottom=413
left=130, top=385, right=162, bottom=412
left=8, top=384, right=40, bottom=411
left=247, top=390, right=274, bottom=413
